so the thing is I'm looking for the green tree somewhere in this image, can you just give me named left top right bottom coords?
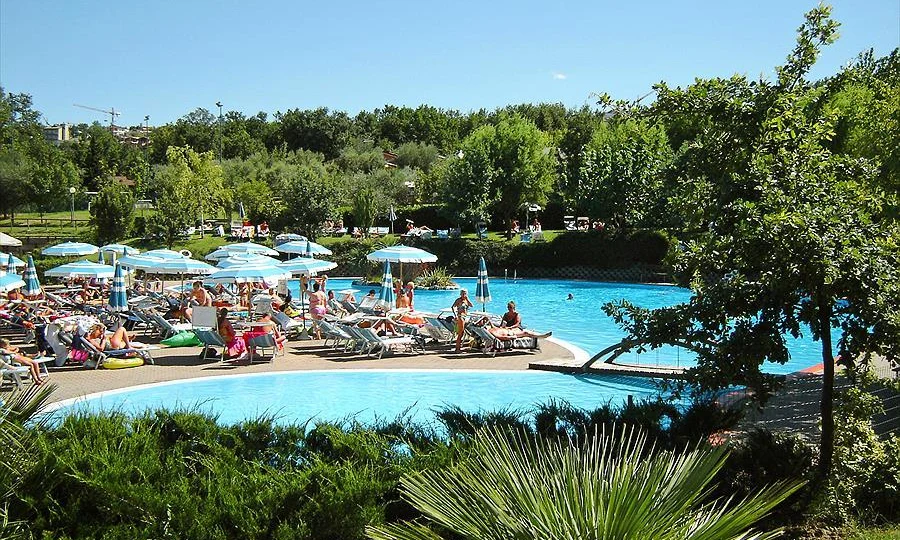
left=368, top=426, right=801, bottom=539
left=90, top=180, right=134, bottom=244
left=601, top=6, right=900, bottom=479
left=275, top=160, right=341, bottom=239
left=394, top=142, right=440, bottom=172
left=573, top=119, right=672, bottom=230
left=65, top=123, right=122, bottom=191
left=444, top=116, right=556, bottom=235
left=0, top=148, right=29, bottom=220
left=149, top=146, right=227, bottom=247
left=276, top=107, right=351, bottom=160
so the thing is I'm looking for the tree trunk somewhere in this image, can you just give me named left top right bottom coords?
left=817, top=288, right=835, bottom=479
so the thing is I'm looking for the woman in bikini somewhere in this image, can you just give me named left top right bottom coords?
left=308, top=281, right=327, bottom=339
left=452, top=289, right=473, bottom=352
left=85, top=324, right=145, bottom=353
left=0, top=337, right=47, bottom=385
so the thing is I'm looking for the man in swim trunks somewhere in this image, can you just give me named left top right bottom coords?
left=501, top=301, right=521, bottom=329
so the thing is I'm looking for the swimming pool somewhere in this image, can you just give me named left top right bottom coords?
left=54, top=370, right=661, bottom=426
left=296, top=277, right=829, bottom=374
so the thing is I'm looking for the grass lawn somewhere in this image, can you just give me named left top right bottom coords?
left=849, top=527, right=900, bottom=539
left=315, top=229, right=563, bottom=246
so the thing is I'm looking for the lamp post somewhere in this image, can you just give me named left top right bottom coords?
left=215, top=101, right=223, bottom=163
left=68, top=186, right=76, bottom=231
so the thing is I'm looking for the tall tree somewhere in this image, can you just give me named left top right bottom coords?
left=444, top=116, right=555, bottom=235
left=601, top=6, right=900, bottom=479
left=90, top=180, right=134, bottom=244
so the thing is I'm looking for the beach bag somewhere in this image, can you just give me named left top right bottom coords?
left=161, top=331, right=203, bottom=348
left=69, top=348, right=89, bottom=363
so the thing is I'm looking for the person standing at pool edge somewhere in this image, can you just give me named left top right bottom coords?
left=452, top=289, right=473, bottom=352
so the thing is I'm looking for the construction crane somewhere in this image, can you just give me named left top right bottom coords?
left=73, top=103, right=121, bottom=127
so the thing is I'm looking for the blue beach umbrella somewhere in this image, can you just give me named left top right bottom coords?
left=375, top=261, right=394, bottom=312
left=143, top=249, right=189, bottom=260
left=367, top=244, right=437, bottom=283
left=475, top=256, right=491, bottom=311
left=45, top=260, right=116, bottom=279
left=41, top=241, right=99, bottom=257
left=97, top=250, right=106, bottom=265
left=0, top=273, right=25, bottom=293
left=23, top=255, right=41, bottom=297
left=216, top=253, right=283, bottom=269
left=101, top=243, right=139, bottom=255
left=5, top=253, right=16, bottom=274
left=274, top=240, right=332, bottom=257
left=204, top=264, right=291, bottom=286
left=217, top=242, right=279, bottom=257
left=0, top=253, right=25, bottom=268
left=108, top=263, right=128, bottom=313
left=278, top=258, right=337, bottom=276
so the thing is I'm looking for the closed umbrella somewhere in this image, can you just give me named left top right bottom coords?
left=367, top=244, right=437, bottom=283
left=97, top=250, right=106, bottom=265
left=5, top=253, right=16, bottom=274
left=275, top=240, right=332, bottom=257
left=45, top=260, right=115, bottom=279
left=41, top=241, right=99, bottom=257
left=23, top=255, right=41, bottom=297
left=475, top=256, right=491, bottom=312
left=374, top=261, right=394, bottom=312
left=108, top=263, right=128, bottom=313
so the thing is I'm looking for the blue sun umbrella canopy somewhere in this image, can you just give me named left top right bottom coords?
left=101, top=244, right=140, bottom=255
left=45, top=260, right=115, bottom=279
left=147, top=257, right=217, bottom=275
left=204, top=264, right=291, bottom=286
left=275, top=240, right=333, bottom=256
left=41, top=241, right=100, bottom=257
left=475, top=256, right=491, bottom=310
left=117, top=254, right=167, bottom=271
left=216, top=253, right=283, bottom=269
left=143, top=249, right=190, bottom=260
left=277, top=258, right=337, bottom=276
left=107, top=263, right=128, bottom=312
left=0, top=253, right=25, bottom=268
left=23, top=255, right=41, bottom=297
left=216, top=242, right=279, bottom=257
left=0, top=273, right=25, bottom=293
left=366, top=245, right=437, bottom=264
left=375, top=261, right=394, bottom=312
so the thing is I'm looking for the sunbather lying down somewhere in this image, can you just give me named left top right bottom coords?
left=86, top=324, right=148, bottom=352
left=473, top=317, right=551, bottom=340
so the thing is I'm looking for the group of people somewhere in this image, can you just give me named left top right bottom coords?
left=450, top=290, right=549, bottom=353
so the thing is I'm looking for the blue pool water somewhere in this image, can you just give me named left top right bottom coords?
left=56, top=370, right=661, bottom=426
left=297, top=277, right=828, bottom=375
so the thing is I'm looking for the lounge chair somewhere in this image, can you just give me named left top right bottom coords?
left=77, top=335, right=154, bottom=369
left=437, top=230, right=449, bottom=240
left=356, top=296, right=378, bottom=314
left=466, top=324, right=542, bottom=357
left=193, top=328, right=227, bottom=361
left=0, top=358, right=30, bottom=390
left=147, top=312, right=193, bottom=339
left=354, top=327, right=422, bottom=359
left=271, top=311, right=305, bottom=339
left=318, top=320, right=354, bottom=350
left=421, top=317, right=455, bottom=346
left=246, top=333, right=278, bottom=361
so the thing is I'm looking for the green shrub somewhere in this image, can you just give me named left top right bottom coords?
left=414, top=267, right=457, bottom=289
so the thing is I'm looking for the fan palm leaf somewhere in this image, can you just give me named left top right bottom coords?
left=367, top=425, right=803, bottom=540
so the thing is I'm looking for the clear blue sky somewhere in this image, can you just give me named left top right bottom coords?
left=1, top=0, right=897, bottom=127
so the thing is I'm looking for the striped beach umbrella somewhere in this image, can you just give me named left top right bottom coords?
left=45, top=260, right=115, bottom=279
left=0, top=273, right=25, bottom=293
left=278, top=257, right=337, bottom=276
left=97, top=250, right=106, bottom=264
left=0, top=253, right=25, bottom=268
left=100, top=243, right=140, bottom=255
left=274, top=240, right=332, bottom=257
left=5, top=253, right=16, bottom=274
left=108, top=263, right=128, bottom=313
left=41, top=241, right=99, bottom=257
left=374, top=261, right=394, bottom=312
left=475, top=256, right=491, bottom=311
left=23, top=255, right=41, bottom=297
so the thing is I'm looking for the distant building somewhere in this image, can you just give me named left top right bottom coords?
left=42, top=123, right=71, bottom=145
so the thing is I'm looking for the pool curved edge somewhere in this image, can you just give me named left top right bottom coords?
left=546, top=337, right=589, bottom=365
left=42, top=366, right=592, bottom=417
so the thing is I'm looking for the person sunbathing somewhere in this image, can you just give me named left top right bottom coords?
left=86, top=324, right=145, bottom=352
left=0, top=337, right=48, bottom=385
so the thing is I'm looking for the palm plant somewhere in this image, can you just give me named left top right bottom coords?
left=0, top=383, right=56, bottom=539
left=367, top=425, right=803, bottom=540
